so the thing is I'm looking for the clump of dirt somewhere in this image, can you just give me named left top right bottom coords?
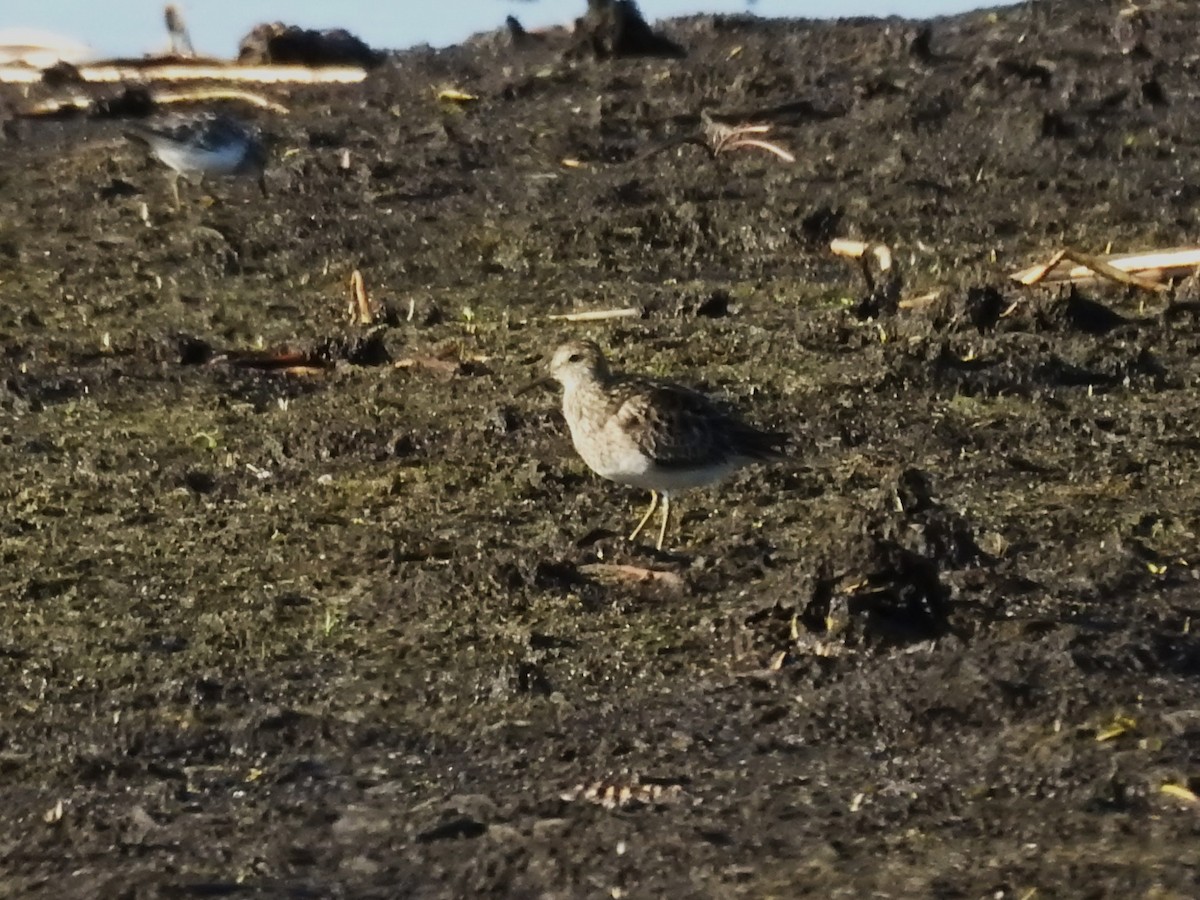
left=2, top=0, right=1199, bottom=896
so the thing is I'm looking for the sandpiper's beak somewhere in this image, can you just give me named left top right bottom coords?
left=514, top=375, right=554, bottom=397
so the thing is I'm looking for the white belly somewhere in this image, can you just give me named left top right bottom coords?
left=570, top=425, right=736, bottom=493
left=618, top=460, right=738, bottom=492
left=155, top=141, right=247, bottom=175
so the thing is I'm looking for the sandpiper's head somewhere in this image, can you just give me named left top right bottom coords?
left=547, top=340, right=609, bottom=389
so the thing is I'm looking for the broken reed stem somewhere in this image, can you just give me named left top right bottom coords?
left=1014, top=248, right=1068, bottom=286
left=898, top=290, right=940, bottom=311
left=348, top=270, right=373, bottom=325
left=830, top=238, right=894, bottom=272
left=547, top=307, right=640, bottom=322
left=831, top=237, right=898, bottom=297
left=577, top=563, right=684, bottom=589
left=151, top=88, right=289, bottom=113
left=1059, top=248, right=1168, bottom=293
left=722, top=138, right=796, bottom=162
left=1012, top=246, right=1200, bottom=292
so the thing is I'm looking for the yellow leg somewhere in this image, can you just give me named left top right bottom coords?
left=169, top=172, right=182, bottom=209
left=628, top=491, right=659, bottom=543
left=655, top=492, right=672, bottom=551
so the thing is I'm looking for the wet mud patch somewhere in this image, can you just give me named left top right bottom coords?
left=3, top=0, right=1200, bottom=895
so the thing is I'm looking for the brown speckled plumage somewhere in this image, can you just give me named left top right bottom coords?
left=531, top=339, right=786, bottom=549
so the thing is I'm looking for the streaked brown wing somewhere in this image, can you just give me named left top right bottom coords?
left=612, top=381, right=729, bottom=469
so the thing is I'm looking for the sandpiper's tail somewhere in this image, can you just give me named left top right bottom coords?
left=734, top=425, right=788, bottom=462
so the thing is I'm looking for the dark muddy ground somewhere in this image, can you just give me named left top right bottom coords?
left=2, top=0, right=1199, bottom=896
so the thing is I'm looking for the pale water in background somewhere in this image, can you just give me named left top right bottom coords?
left=4, top=0, right=1018, bottom=60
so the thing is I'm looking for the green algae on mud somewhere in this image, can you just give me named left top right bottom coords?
left=2, top=0, right=1200, bottom=895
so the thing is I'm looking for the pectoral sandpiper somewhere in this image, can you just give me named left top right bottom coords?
left=520, top=339, right=786, bottom=550
left=124, top=113, right=268, bottom=207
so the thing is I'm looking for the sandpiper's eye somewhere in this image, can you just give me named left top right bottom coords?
left=567, top=353, right=582, bottom=363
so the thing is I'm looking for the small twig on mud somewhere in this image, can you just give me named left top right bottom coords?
left=226, top=349, right=331, bottom=375
left=546, top=307, right=641, bottom=322
left=1013, top=248, right=1067, bottom=286
left=1012, top=246, right=1200, bottom=293
left=1159, top=783, right=1200, bottom=807
left=1094, top=714, right=1137, bottom=742
left=348, top=269, right=373, bottom=326
left=701, top=111, right=795, bottom=162
left=577, top=563, right=684, bottom=590
left=435, top=87, right=478, bottom=104
left=1061, top=249, right=1166, bottom=293
left=18, top=96, right=92, bottom=118
left=898, top=290, right=941, bottom=311
left=394, top=342, right=491, bottom=379
left=393, top=355, right=461, bottom=378
left=638, top=110, right=795, bottom=164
